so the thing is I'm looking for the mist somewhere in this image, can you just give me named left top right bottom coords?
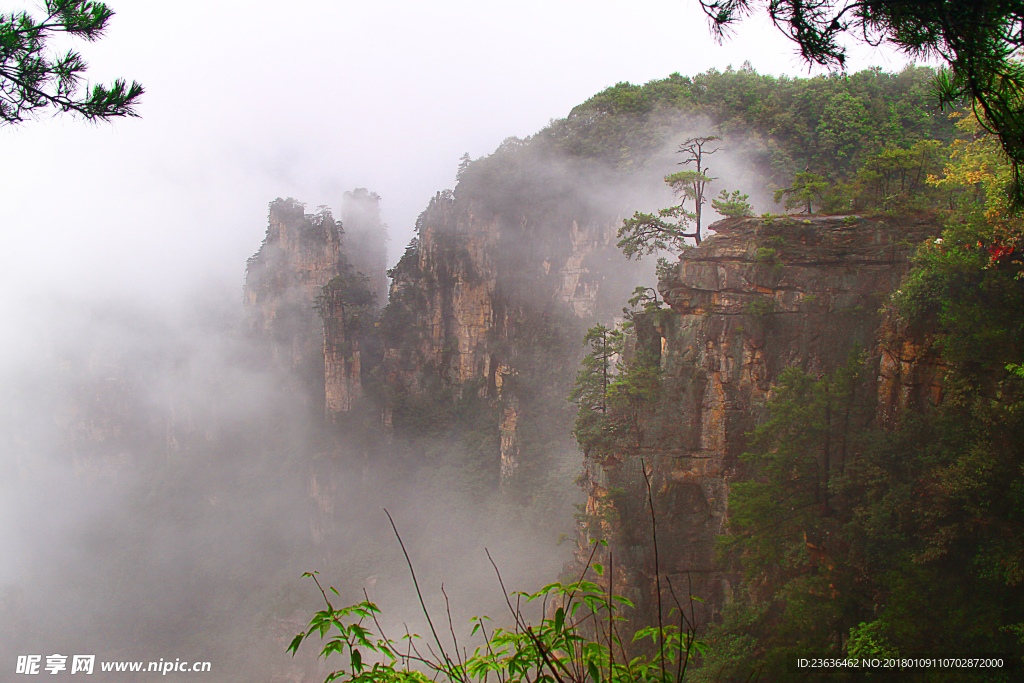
left=0, top=280, right=581, bottom=681
left=0, top=0, right=936, bottom=680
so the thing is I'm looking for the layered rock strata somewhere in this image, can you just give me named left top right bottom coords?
left=382, top=189, right=635, bottom=484
left=576, top=213, right=940, bottom=631
left=244, top=199, right=344, bottom=386
left=244, top=197, right=386, bottom=418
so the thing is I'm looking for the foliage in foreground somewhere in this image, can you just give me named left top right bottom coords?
left=289, top=550, right=705, bottom=683
left=0, top=0, right=143, bottom=124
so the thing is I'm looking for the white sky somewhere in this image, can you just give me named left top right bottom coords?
left=0, top=0, right=928, bottom=306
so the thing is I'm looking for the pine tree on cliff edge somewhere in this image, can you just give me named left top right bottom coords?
left=618, top=136, right=752, bottom=257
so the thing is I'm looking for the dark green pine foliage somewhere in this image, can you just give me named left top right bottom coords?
left=317, top=264, right=376, bottom=329
left=710, top=189, right=754, bottom=218
left=617, top=136, right=727, bottom=257
left=570, top=323, right=623, bottom=457
left=0, top=0, right=143, bottom=123
left=571, top=308, right=664, bottom=458
left=703, top=357, right=871, bottom=681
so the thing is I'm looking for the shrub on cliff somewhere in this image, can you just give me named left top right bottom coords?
left=710, top=190, right=753, bottom=218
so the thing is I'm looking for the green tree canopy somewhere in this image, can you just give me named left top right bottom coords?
left=710, top=189, right=753, bottom=217
left=773, top=171, right=833, bottom=214
left=0, top=0, right=142, bottom=124
left=698, top=0, right=1024, bottom=207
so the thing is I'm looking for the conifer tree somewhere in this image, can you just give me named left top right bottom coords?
left=570, top=324, right=623, bottom=455
left=0, top=0, right=142, bottom=124
left=672, top=135, right=721, bottom=242
left=617, top=136, right=735, bottom=257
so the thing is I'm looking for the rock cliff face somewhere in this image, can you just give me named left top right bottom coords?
left=876, top=316, right=948, bottom=426
left=321, top=286, right=364, bottom=418
left=386, top=190, right=628, bottom=381
left=244, top=197, right=386, bottom=418
left=244, top=199, right=345, bottom=399
left=381, top=186, right=638, bottom=486
left=386, top=192, right=501, bottom=392
left=241, top=194, right=946, bottom=636
left=575, top=213, right=940, bottom=630
left=341, top=189, right=389, bottom=307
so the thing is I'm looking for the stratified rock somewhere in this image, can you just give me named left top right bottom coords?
left=244, top=197, right=385, bottom=419
left=244, top=199, right=343, bottom=387
left=578, top=213, right=939, bottom=632
left=381, top=185, right=636, bottom=486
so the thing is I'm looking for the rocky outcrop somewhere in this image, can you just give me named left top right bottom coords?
left=322, top=292, right=364, bottom=418
left=876, top=317, right=947, bottom=425
left=244, top=197, right=386, bottom=418
left=341, top=189, right=388, bottom=307
left=244, top=199, right=344, bottom=396
left=576, top=213, right=940, bottom=631
left=381, top=186, right=637, bottom=486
